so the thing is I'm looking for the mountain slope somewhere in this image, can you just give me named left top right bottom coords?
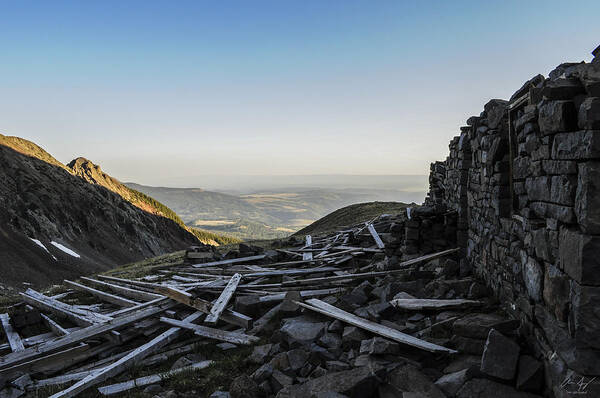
left=68, top=159, right=239, bottom=246
left=0, top=134, right=209, bottom=287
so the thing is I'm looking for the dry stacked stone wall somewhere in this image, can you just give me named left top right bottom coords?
left=425, top=53, right=600, bottom=396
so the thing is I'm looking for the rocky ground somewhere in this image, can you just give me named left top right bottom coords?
left=0, top=208, right=549, bottom=398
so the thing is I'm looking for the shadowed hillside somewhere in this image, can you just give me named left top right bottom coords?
left=0, top=134, right=236, bottom=288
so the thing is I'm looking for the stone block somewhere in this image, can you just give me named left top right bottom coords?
left=531, top=229, right=552, bottom=262
left=538, top=100, right=577, bottom=135
left=576, top=162, right=600, bottom=234
left=559, top=228, right=600, bottom=286
left=543, top=263, right=570, bottom=321
left=552, top=130, right=600, bottom=159
left=578, top=97, right=600, bottom=129
left=570, top=282, right=600, bottom=350
left=542, top=78, right=586, bottom=100
left=523, top=257, right=543, bottom=302
left=516, top=355, right=544, bottom=393
left=525, top=176, right=551, bottom=202
left=550, top=175, right=577, bottom=206
left=480, top=329, right=520, bottom=380
left=541, top=160, right=577, bottom=175
left=530, top=202, right=576, bottom=224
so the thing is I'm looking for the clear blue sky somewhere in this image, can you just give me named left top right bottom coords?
left=1, top=0, right=598, bottom=186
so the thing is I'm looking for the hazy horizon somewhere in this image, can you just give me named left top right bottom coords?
left=1, top=1, right=599, bottom=185
left=126, top=174, right=428, bottom=197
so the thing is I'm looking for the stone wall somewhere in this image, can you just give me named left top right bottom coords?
left=425, top=52, right=600, bottom=397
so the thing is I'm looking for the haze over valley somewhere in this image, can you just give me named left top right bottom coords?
left=127, top=175, right=426, bottom=240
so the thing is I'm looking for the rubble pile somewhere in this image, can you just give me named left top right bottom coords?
left=0, top=210, right=551, bottom=398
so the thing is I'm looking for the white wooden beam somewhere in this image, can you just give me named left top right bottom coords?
left=0, top=313, right=24, bottom=352
left=48, top=311, right=203, bottom=398
left=64, top=280, right=140, bottom=308
left=205, top=273, right=242, bottom=324
left=297, top=299, right=456, bottom=354
left=160, top=317, right=259, bottom=345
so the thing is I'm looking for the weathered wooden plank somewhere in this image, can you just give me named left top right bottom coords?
left=0, top=313, right=24, bottom=352
left=390, top=298, right=481, bottom=311
left=80, top=277, right=163, bottom=301
left=155, top=286, right=252, bottom=329
left=24, top=289, right=112, bottom=323
left=96, top=275, right=162, bottom=292
left=20, top=292, right=95, bottom=327
left=240, top=248, right=460, bottom=288
left=97, top=360, right=213, bottom=395
left=205, top=273, right=242, bottom=324
left=191, top=254, right=266, bottom=269
left=40, top=314, right=69, bottom=336
left=367, top=224, right=385, bottom=249
left=302, top=235, right=313, bottom=261
left=297, top=299, right=456, bottom=354
left=0, top=343, right=90, bottom=384
left=244, top=267, right=339, bottom=278
left=0, top=299, right=176, bottom=371
left=48, top=311, right=204, bottom=398
left=257, top=288, right=346, bottom=303
left=64, top=280, right=139, bottom=308
left=29, top=369, right=98, bottom=390
left=105, top=296, right=168, bottom=318
left=160, top=318, right=259, bottom=345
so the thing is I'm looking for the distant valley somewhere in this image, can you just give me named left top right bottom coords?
left=127, top=179, right=426, bottom=240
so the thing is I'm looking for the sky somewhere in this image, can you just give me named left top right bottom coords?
left=1, top=0, right=599, bottom=187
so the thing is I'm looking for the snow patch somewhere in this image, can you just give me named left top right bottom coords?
left=50, top=241, right=81, bottom=258
left=30, top=238, right=57, bottom=261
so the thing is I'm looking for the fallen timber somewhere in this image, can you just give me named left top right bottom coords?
left=0, top=211, right=491, bottom=398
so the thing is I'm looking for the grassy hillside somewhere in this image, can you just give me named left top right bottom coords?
left=294, top=201, right=411, bottom=236
left=0, top=134, right=69, bottom=171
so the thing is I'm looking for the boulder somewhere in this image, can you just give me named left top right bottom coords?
left=209, top=392, right=230, bottom=398
left=516, top=355, right=544, bottom=392
left=359, top=337, right=400, bottom=355
left=435, top=368, right=472, bottom=396
left=387, top=364, right=446, bottom=398
left=280, top=316, right=328, bottom=346
left=342, top=326, right=368, bottom=348
left=248, top=344, right=273, bottom=364
left=252, top=363, right=274, bottom=383
left=230, top=375, right=263, bottom=398
left=318, top=333, right=342, bottom=351
left=270, top=369, right=294, bottom=394
left=275, top=365, right=386, bottom=398
left=480, top=329, right=520, bottom=380
left=453, top=313, right=516, bottom=339
left=456, top=378, right=542, bottom=398
left=287, top=349, right=309, bottom=371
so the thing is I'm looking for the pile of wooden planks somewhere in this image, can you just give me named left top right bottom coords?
left=0, top=215, right=461, bottom=397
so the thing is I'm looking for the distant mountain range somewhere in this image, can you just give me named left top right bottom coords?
left=127, top=183, right=424, bottom=240
left=0, top=134, right=236, bottom=288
